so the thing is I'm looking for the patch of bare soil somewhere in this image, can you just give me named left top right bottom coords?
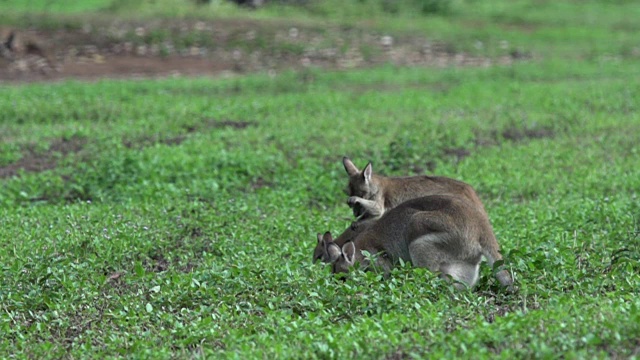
left=208, top=119, right=255, bottom=129
left=500, top=126, right=555, bottom=142
left=443, top=147, right=471, bottom=163
left=146, top=254, right=170, bottom=273
left=474, top=125, right=556, bottom=148
left=122, top=118, right=254, bottom=149
left=250, top=176, right=272, bottom=190
left=385, top=349, right=410, bottom=360
left=0, top=136, right=85, bottom=178
left=1, top=18, right=529, bottom=83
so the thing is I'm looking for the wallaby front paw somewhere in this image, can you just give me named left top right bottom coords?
left=347, top=196, right=361, bottom=208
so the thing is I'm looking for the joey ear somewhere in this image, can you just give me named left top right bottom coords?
left=343, top=157, right=360, bottom=176
left=342, top=242, right=356, bottom=265
left=363, top=162, right=373, bottom=184
left=326, top=243, right=342, bottom=263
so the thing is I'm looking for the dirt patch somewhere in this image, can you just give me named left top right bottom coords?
left=140, top=221, right=217, bottom=275
left=0, top=136, right=86, bottom=178
left=123, top=134, right=187, bottom=149
left=385, top=349, right=410, bottom=360
left=473, top=125, right=556, bottom=148
left=147, top=254, right=170, bottom=273
left=250, top=176, right=272, bottom=190
left=484, top=305, right=513, bottom=324
left=60, top=56, right=232, bottom=81
left=122, top=119, right=253, bottom=150
left=179, top=262, right=197, bottom=273
left=443, top=147, right=471, bottom=163
left=1, top=18, right=528, bottom=83
left=106, top=272, right=124, bottom=283
left=499, top=126, right=555, bottom=142
left=208, top=120, right=255, bottom=129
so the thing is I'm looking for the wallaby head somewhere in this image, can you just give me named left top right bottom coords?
left=312, top=218, right=375, bottom=263
left=343, top=157, right=376, bottom=198
left=313, top=231, right=341, bottom=263
left=343, top=157, right=384, bottom=218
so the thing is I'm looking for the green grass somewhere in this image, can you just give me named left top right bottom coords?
left=2, top=0, right=640, bottom=358
left=1, top=60, right=639, bottom=358
left=0, top=0, right=113, bottom=13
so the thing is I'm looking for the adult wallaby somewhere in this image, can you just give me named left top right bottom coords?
left=324, top=195, right=514, bottom=289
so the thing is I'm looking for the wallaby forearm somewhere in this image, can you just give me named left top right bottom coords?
left=348, top=196, right=385, bottom=218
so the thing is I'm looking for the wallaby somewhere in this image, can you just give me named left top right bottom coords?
left=343, top=156, right=486, bottom=219
left=323, top=195, right=514, bottom=289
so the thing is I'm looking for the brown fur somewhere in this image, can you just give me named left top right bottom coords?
left=341, top=157, right=512, bottom=287
left=312, top=218, right=375, bottom=263
left=326, top=195, right=513, bottom=289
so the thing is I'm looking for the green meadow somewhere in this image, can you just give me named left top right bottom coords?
left=1, top=1, right=639, bottom=358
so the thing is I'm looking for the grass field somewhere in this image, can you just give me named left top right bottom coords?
left=2, top=0, right=640, bottom=358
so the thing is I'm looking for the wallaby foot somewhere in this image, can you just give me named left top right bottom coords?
left=495, top=268, right=516, bottom=292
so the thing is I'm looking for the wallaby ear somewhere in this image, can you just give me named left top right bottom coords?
left=316, top=233, right=323, bottom=244
left=342, top=242, right=356, bottom=265
left=322, top=231, right=333, bottom=243
left=363, top=162, right=373, bottom=184
left=326, top=243, right=342, bottom=263
left=343, top=157, right=360, bottom=176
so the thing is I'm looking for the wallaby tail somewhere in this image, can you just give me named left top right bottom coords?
left=481, top=234, right=514, bottom=289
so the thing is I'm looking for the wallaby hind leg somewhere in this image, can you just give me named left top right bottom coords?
left=408, top=234, right=447, bottom=271
left=409, top=234, right=482, bottom=289
left=408, top=234, right=466, bottom=286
